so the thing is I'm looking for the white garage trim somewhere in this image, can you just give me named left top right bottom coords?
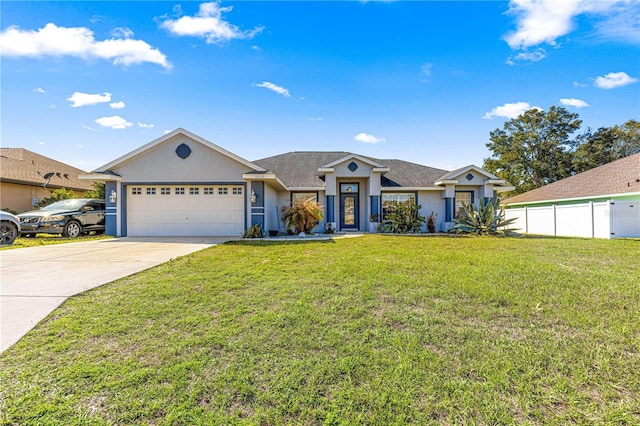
left=123, top=184, right=246, bottom=237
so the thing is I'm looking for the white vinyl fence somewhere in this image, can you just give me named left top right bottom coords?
left=505, top=200, right=640, bottom=239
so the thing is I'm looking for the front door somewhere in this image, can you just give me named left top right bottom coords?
left=340, top=183, right=359, bottom=230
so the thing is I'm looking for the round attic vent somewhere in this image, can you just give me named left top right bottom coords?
left=176, top=143, right=192, bottom=159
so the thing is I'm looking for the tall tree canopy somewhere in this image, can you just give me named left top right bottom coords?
left=483, top=106, right=582, bottom=194
left=573, top=119, right=640, bottom=174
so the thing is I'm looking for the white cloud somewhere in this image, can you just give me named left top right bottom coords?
left=560, top=98, right=589, bottom=108
left=593, top=71, right=638, bottom=89
left=160, top=2, right=263, bottom=44
left=33, top=87, right=46, bottom=93
left=483, top=102, right=540, bottom=120
left=421, top=63, right=433, bottom=76
left=573, top=80, right=587, bottom=88
left=507, top=48, right=546, bottom=65
left=502, top=0, right=637, bottom=62
left=355, top=132, right=385, bottom=144
left=0, top=23, right=171, bottom=69
left=67, top=92, right=111, bottom=107
left=307, top=117, right=323, bottom=121
left=503, top=0, right=582, bottom=49
left=593, top=3, right=640, bottom=44
left=138, top=122, right=154, bottom=128
left=110, top=27, right=134, bottom=39
left=95, top=115, right=133, bottom=129
left=109, top=101, right=126, bottom=109
left=253, top=81, right=291, bottom=97
left=49, top=104, right=56, bottom=109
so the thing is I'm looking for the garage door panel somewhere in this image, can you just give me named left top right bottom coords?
left=126, top=185, right=244, bottom=236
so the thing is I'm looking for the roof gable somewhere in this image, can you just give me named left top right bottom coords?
left=94, top=128, right=265, bottom=173
left=437, top=165, right=501, bottom=182
left=504, top=153, right=640, bottom=205
left=320, top=154, right=386, bottom=170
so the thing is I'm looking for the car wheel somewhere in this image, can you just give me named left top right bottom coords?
left=0, top=221, right=18, bottom=245
left=63, top=221, right=82, bottom=238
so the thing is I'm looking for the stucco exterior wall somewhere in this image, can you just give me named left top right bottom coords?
left=417, top=190, right=446, bottom=232
left=113, top=135, right=251, bottom=183
left=263, top=183, right=280, bottom=233
left=0, top=182, right=84, bottom=213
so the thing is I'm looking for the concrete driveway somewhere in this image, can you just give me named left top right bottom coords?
left=0, top=236, right=236, bottom=353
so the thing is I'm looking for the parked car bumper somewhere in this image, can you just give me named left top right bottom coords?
left=20, top=221, right=65, bottom=235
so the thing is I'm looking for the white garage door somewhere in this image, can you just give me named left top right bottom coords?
left=126, top=185, right=245, bottom=236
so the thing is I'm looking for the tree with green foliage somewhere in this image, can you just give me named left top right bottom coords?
left=38, top=187, right=76, bottom=207
left=483, top=106, right=582, bottom=195
left=83, top=181, right=106, bottom=199
left=573, top=119, right=640, bottom=173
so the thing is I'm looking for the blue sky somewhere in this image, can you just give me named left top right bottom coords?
left=1, top=1, right=639, bottom=172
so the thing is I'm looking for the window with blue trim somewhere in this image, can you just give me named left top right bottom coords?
left=292, top=192, right=317, bottom=204
left=382, top=193, right=415, bottom=218
left=455, top=191, right=473, bottom=217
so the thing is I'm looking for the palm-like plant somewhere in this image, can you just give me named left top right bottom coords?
left=449, top=198, right=519, bottom=236
left=281, top=200, right=324, bottom=235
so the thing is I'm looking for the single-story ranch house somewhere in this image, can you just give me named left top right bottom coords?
left=81, top=128, right=514, bottom=237
left=1, top=148, right=94, bottom=213
left=504, top=152, right=640, bottom=239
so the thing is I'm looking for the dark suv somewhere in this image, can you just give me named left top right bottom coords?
left=18, top=198, right=106, bottom=238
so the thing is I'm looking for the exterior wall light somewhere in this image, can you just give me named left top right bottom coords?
left=109, top=190, right=117, bottom=203
left=250, top=189, right=258, bottom=203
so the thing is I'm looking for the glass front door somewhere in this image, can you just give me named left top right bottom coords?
left=340, top=183, right=359, bottom=230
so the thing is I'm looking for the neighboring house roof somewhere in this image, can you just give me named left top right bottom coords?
left=0, top=148, right=93, bottom=191
left=504, top=152, right=640, bottom=205
left=253, top=151, right=450, bottom=189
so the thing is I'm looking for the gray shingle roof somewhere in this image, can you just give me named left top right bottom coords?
left=504, top=152, right=640, bottom=205
left=252, top=152, right=450, bottom=188
left=0, top=148, right=93, bottom=191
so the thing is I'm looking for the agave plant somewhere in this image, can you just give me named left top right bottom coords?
left=281, top=199, right=324, bottom=235
left=449, top=198, right=519, bottom=236
left=242, top=223, right=266, bottom=238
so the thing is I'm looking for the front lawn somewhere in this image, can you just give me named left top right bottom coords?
left=1, top=233, right=111, bottom=250
left=1, top=235, right=638, bottom=424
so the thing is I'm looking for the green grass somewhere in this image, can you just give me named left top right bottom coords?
left=1, top=233, right=111, bottom=250
left=1, top=235, right=638, bottom=425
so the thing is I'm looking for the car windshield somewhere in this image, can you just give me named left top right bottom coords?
left=41, top=199, right=87, bottom=211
